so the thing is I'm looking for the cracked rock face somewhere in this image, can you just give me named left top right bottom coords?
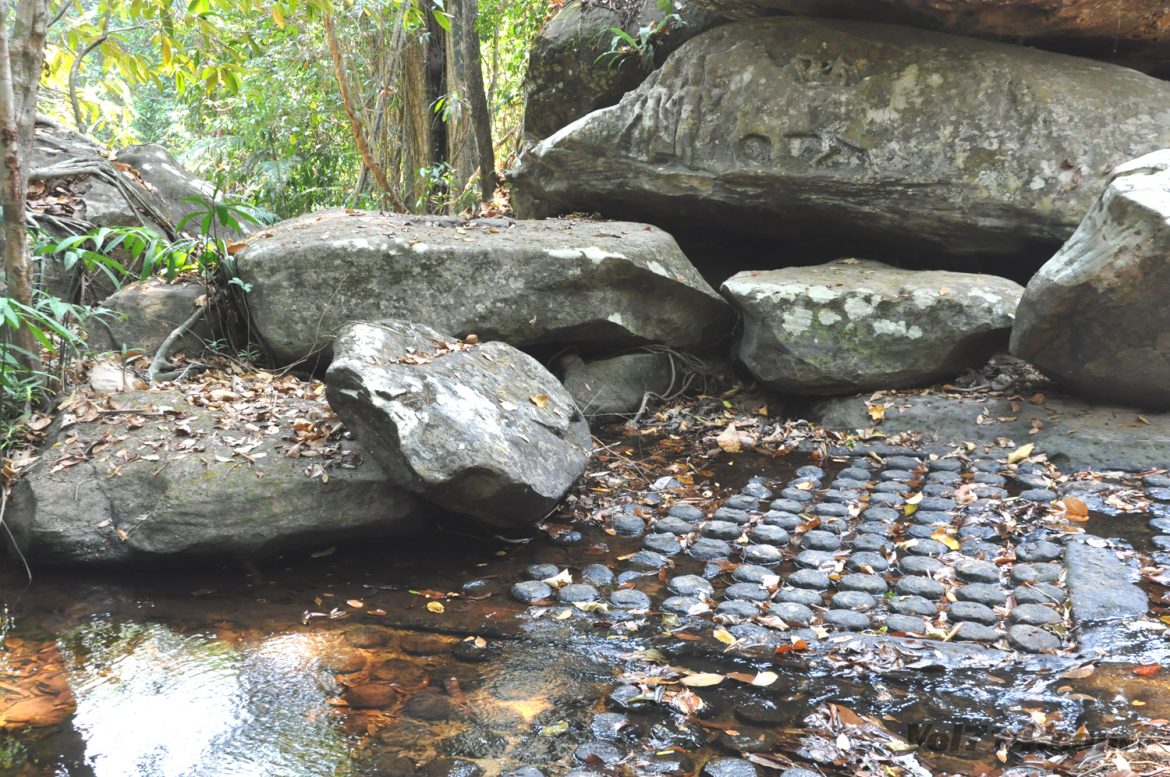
left=1011, top=151, right=1170, bottom=409
left=325, top=320, right=592, bottom=528
left=510, top=18, right=1170, bottom=269
left=722, top=259, right=1022, bottom=393
left=236, top=210, right=732, bottom=366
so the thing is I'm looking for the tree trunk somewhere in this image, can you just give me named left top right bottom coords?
left=1, top=0, right=50, bottom=372
left=455, top=0, right=496, bottom=205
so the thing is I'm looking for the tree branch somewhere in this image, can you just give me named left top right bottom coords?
left=147, top=304, right=207, bottom=383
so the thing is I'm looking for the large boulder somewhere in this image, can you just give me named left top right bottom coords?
left=723, top=259, right=1022, bottom=393
left=237, top=210, right=732, bottom=366
left=7, top=389, right=423, bottom=565
left=325, top=320, right=592, bottom=528
left=85, top=278, right=213, bottom=355
left=510, top=19, right=1170, bottom=273
left=682, top=0, right=1170, bottom=69
left=524, top=0, right=725, bottom=139
left=1010, top=151, right=1170, bottom=409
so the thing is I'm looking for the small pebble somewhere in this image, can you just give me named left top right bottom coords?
left=767, top=602, right=814, bottom=626
left=845, top=552, right=889, bottom=572
left=526, top=564, right=559, bottom=580
left=954, top=622, right=1000, bottom=642
left=741, top=544, right=783, bottom=565
left=608, top=684, right=649, bottom=711
left=874, top=481, right=910, bottom=494
left=885, top=614, right=926, bottom=633
left=1010, top=603, right=1062, bottom=626
left=742, top=482, right=773, bottom=500
left=689, top=538, right=732, bottom=560
left=769, top=499, right=805, bottom=514
left=896, top=577, right=945, bottom=599
left=801, top=530, right=841, bottom=551
left=733, top=564, right=776, bottom=584
left=831, top=590, right=877, bottom=611
left=880, top=469, right=915, bottom=482
left=558, top=584, right=598, bottom=603
left=702, top=757, right=760, bottom=777
left=511, top=581, right=552, bottom=604
left=714, top=507, right=752, bottom=524
left=857, top=521, right=894, bottom=537
left=724, top=583, right=771, bottom=602
left=955, top=559, right=1000, bottom=583
left=1019, top=488, right=1057, bottom=503
left=716, top=600, right=760, bottom=618
left=821, top=488, right=860, bottom=504
left=582, top=564, right=615, bottom=586
left=822, top=609, right=870, bottom=630
left=869, top=493, right=903, bottom=506
left=920, top=497, right=957, bottom=512
left=610, top=589, right=652, bottom=610
left=575, top=741, right=623, bottom=766
left=775, top=588, right=822, bottom=606
left=795, top=549, right=836, bottom=568
left=763, top=511, right=802, bottom=530
left=613, top=514, right=646, bottom=536
left=949, top=600, right=997, bottom=624
left=643, top=533, right=682, bottom=555
left=863, top=507, right=900, bottom=522
left=900, top=556, right=943, bottom=576
left=669, top=504, right=704, bottom=522
left=839, top=573, right=887, bottom=594
left=552, top=530, right=583, bottom=545
left=956, top=583, right=1008, bottom=606
left=750, top=525, right=790, bottom=545
left=662, top=596, right=706, bottom=615
left=850, top=534, right=892, bottom=553
left=1144, top=474, right=1170, bottom=489
left=885, top=456, right=922, bottom=469
left=590, top=712, right=635, bottom=742
left=1011, top=563, right=1061, bottom=584
left=1012, top=583, right=1067, bottom=604
left=655, top=516, right=695, bottom=534
left=725, top=495, right=762, bottom=512
left=973, top=472, right=1006, bottom=486
left=670, top=575, right=715, bottom=597
left=702, top=520, right=745, bottom=540
left=1008, top=624, right=1061, bottom=653
left=814, top=502, right=849, bottom=517
left=891, top=595, right=937, bottom=616
left=838, top=467, right=871, bottom=481
left=628, top=550, right=668, bottom=570
left=910, top=510, right=951, bottom=526
left=959, top=524, right=998, bottom=540
left=1017, top=540, right=1062, bottom=562
left=796, top=465, right=825, bottom=479
left=929, top=458, right=963, bottom=472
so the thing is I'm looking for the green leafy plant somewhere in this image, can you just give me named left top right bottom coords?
left=597, top=7, right=685, bottom=72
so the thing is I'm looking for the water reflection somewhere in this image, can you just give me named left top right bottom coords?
left=61, top=622, right=352, bottom=777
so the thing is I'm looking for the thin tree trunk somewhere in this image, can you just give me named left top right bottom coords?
left=1, top=0, right=49, bottom=372
left=455, top=0, right=496, bottom=204
left=323, top=10, right=405, bottom=212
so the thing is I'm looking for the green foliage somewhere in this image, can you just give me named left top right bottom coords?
left=598, top=12, right=685, bottom=72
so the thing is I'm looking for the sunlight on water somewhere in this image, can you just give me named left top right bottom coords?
left=60, top=622, right=354, bottom=777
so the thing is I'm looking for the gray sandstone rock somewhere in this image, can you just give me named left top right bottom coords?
left=557, top=350, right=678, bottom=420
left=723, top=260, right=1021, bottom=393
left=1011, top=151, right=1170, bottom=409
left=511, top=19, right=1170, bottom=269
left=85, top=278, right=213, bottom=355
left=325, top=320, right=592, bottom=527
left=237, top=210, right=732, bottom=365
left=6, top=391, right=422, bottom=564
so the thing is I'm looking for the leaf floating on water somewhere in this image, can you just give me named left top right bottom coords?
left=310, top=546, right=336, bottom=558
left=542, top=569, right=573, bottom=588
left=540, top=720, right=569, bottom=737
left=751, top=671, right=779, bottom=687
left=426, top=601, right=445, bottom=614
left=680, top=672, right=724, bottom=687
left=1134, top=664, right=1161, bottom=676
left=1007, top=443, right=1035, bottom=464
left=346, top=599, right=364, bottom=609
left=1062, top=497, right=1090, bottom=521
left=712, top=627, right=737, bottom=645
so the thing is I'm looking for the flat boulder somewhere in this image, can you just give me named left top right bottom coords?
left=325, top=320, right=592, bottom=527
left=723, top=260, right=1022, bottom=393
left=237, top=210, right=732, bottom=365
left=1011, top=151, right=1170, bottom=409
left=510, top=18, right=1170, bottom=270
left=524, top=0, right=724, bottom=139
left=7, top=388, right=422, bottom=565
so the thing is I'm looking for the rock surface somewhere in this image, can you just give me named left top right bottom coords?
left=722, top=260, right=1022, bottom=393
left=1011, top=151, right=1170, bottom=409
left=85, top=278, right=212, bottom=355
left=557, top=350, right=678, bottom=420
left=115, top=144, right=253, bottom=238
left=684, top=0, right=1170, bottom=66
left=7, top=391, right=422, bottom=564
left=524, top=0, right=724, bottom=139
left=325, top=320, right=592, bottom=527
left=510, top=19, right=1170, bottom=271
left=237, top=210, right=732, bottom=366
left=812, top=390, right=1170, bottom=472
